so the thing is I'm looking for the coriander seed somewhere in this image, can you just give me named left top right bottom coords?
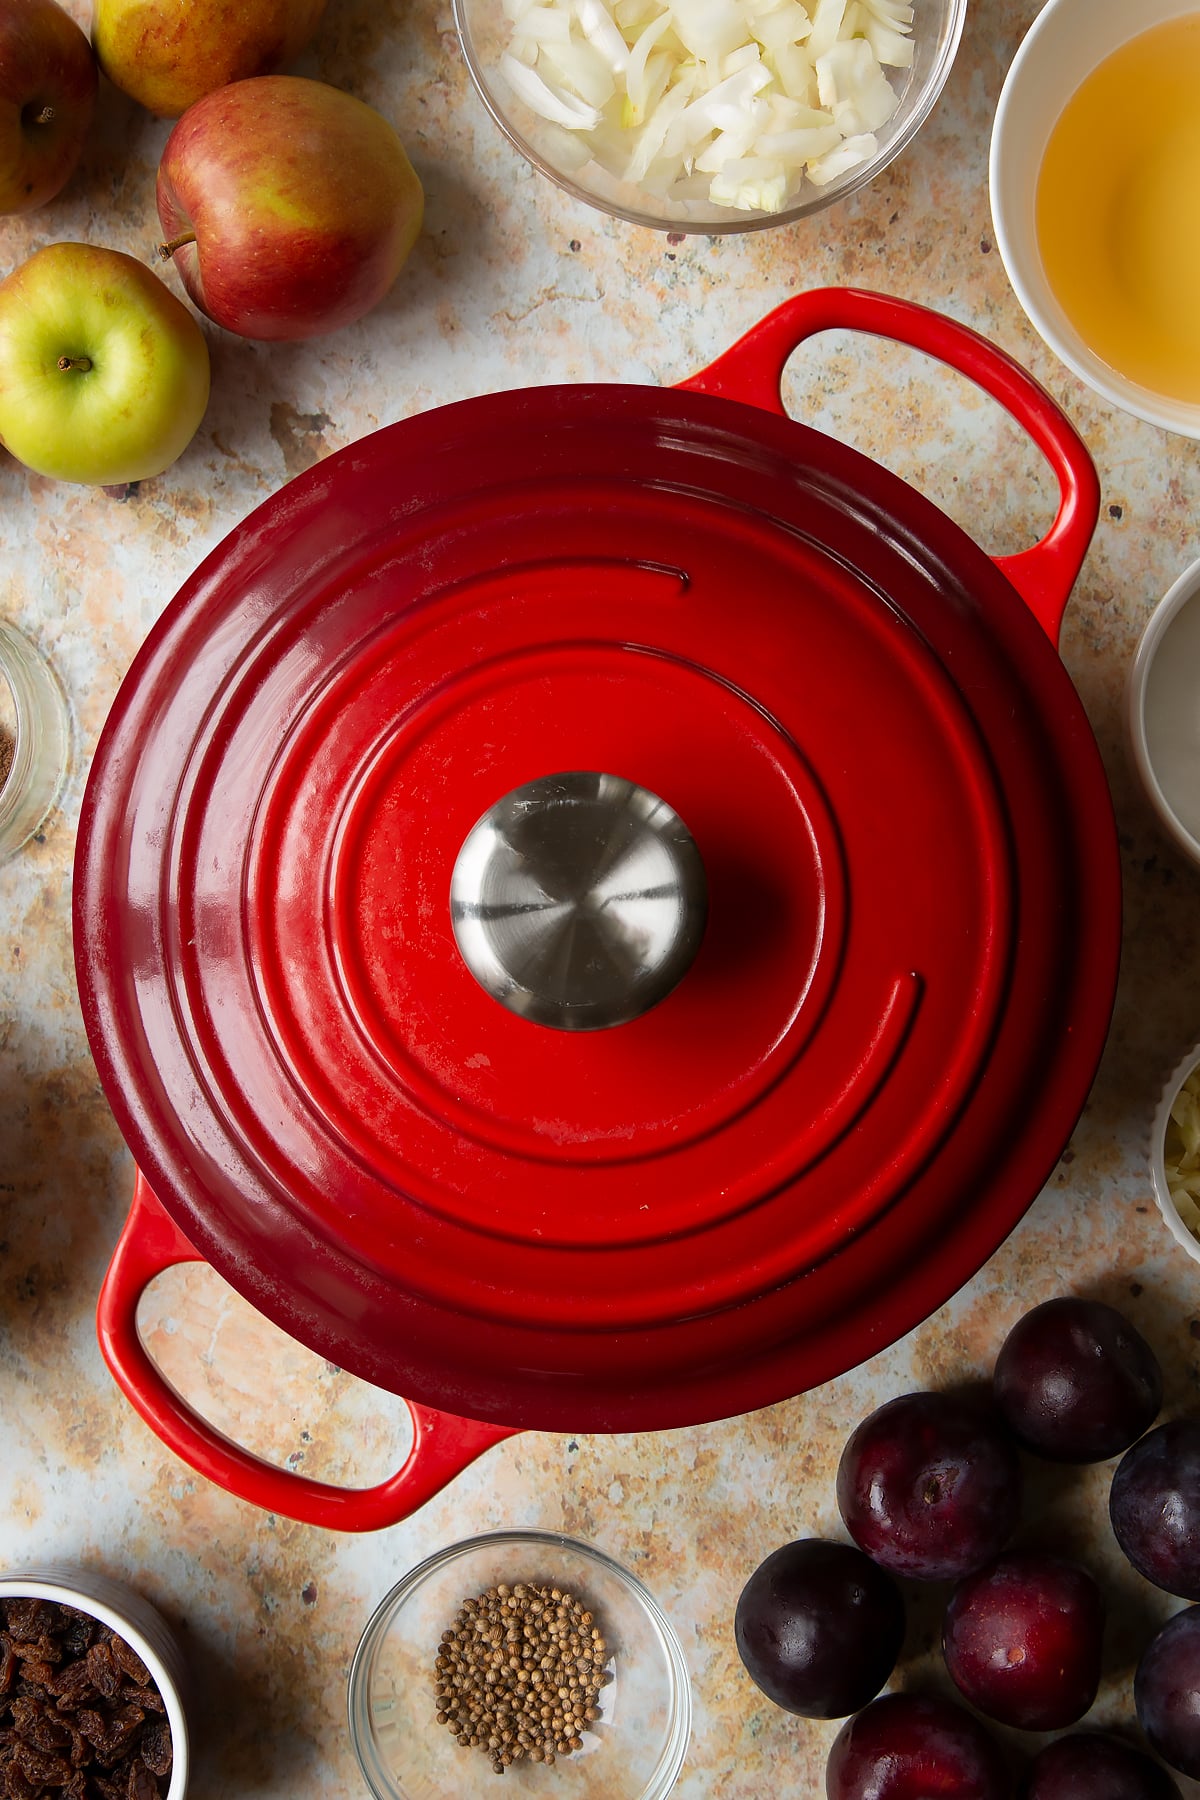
left=433, top=1578, right=611, bottom=1773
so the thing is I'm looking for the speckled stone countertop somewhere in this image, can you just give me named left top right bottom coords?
left=3, top=0, right=1200, bottom=1795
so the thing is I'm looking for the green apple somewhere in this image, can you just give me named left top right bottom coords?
left=92, top=0, right=326, bottom=118
left=0, top=241, right=210, bottom=484
left=0, top=0, right=98, bottom=213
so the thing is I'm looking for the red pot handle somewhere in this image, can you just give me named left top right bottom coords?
left=96, top=1172, right=518, bottom=1532
left=677, top=286, right=1100, bottom=646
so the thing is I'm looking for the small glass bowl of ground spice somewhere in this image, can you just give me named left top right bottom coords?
left=0, top=1564, right=189, bottom=1800
left=348, top=1531, right=690, bottom=1799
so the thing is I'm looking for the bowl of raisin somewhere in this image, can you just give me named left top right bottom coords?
left=0, top=1565, right=188, bottom=1800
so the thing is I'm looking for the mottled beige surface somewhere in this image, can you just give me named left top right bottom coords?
left=3, top=0, right=1200, bottom=1795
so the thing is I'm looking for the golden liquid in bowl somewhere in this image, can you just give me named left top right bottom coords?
left=1036, top=13, right=1200, bottom=404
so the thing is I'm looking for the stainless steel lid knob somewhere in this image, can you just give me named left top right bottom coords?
left=450, top=770, right=707, bottom=1030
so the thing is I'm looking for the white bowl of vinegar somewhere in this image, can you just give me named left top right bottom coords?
left=990, top=0, right=1200, bottom=437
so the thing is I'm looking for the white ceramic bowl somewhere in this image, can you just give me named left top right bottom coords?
left=989, top=0, right=1200, bottom=437
left=348, top=1531, right=691, bottom=1800
left=1150, top=1041, right=1200, bottom=1270
left=1126, top=555, right=1200, bottom=869
left=454, top=0, right=967, bottom=232
left=0, top=1565, right=190, bottom=1799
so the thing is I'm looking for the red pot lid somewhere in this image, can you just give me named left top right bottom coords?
left=74, top=294, right=1120, bottom=1433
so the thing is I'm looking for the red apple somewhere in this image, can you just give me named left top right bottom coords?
left=0, top=0, right=97, bottom=214
left=92, top=0, right=327, bottom=120
left=155, top=75, right=424, bottom=342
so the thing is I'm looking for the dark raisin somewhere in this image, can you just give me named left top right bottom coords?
left=12, top=1735, right=74, bottom=1785
left=16, top=1661, right=56, bottom=1692
left=45, top=1661, right=97, bottom=1710
left=54, top=1612, right=96, bottom=1660
left=8, top=1696, right=71, bottom=1751
left=2, top=1762, right=36, bottom=1800
left=10, top=1635, right=62, bottom=1668
left=126, top=1759, right=160, bottom=1800
left=109, top=1641, right=151, bottom=1690
left=62, top=1717, right=88, bottom=1767
left=84, top=1643, right=123, bottom=1700
left=79, top=1705, right=146, bottom=1768
left=0, top=1603, right=51, bottom=1645
left=138, top=1718, right=172, bottom=1779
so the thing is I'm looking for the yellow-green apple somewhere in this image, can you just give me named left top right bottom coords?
left=0, top=0, right=97, bottom=213
left=156, top=75, right=424, bottom=342
left=0, top=241, right=210, bottom=483
left=92, top=0, right=326, bottom=119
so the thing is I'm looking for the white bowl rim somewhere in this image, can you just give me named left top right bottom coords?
left=989, top=0, right=1200, bottom=437
left=1126, top=553, right=1200, bottom=868
left=0, top=1566, right=190, bottom=1800
left=348, top=1528, right=692, bottom=1800
left=1149, top=1040, right=1200, bottom=1267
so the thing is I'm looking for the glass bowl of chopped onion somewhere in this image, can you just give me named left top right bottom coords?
left=1151, top=1043, right=1200, bottom=1268
left=348, top=1530, right=691, bottom=1799
left=453, top=0, right=967, bottom=229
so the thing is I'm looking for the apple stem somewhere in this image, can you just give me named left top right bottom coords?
left=31, top=104, right=55, bottom=126
left=56, top=355, right=92, bottom=374
left=157, top=232, right=197, bottom=260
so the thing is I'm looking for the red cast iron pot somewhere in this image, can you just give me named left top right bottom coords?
left=74, top=288, right=1121, bottom=1531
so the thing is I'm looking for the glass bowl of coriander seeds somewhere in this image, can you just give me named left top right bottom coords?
left=347, top=1530, right=691, bottom=1799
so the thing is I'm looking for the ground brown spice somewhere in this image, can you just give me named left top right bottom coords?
left=434, top=1580, right=611, bottom=1774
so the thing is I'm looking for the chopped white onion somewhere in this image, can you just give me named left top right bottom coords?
left=624, top=12, right=673, bottom=118
left=510, top=5, right=573, bottom=46
left=539, top=39, right=618, bottom=108
left=500, top=51, right=604, bottom=127
left=496, top=0, right=915, bottom=212
left=574, top=0, right=632, bottom=71
left=806, top=128, right=878, bottom=181
left=668, top=0, right=751, bottom=60
left=806, top=0, right=848, bottom=63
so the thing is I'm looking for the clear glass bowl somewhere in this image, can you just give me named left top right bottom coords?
left=453, top=0, right=967, bottom=231
left=348, top=1531, right=692, bottom=1800
left=0, top=620, right=70, bottom=861
left=1150, top=1041, right=1200, bottom=1272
